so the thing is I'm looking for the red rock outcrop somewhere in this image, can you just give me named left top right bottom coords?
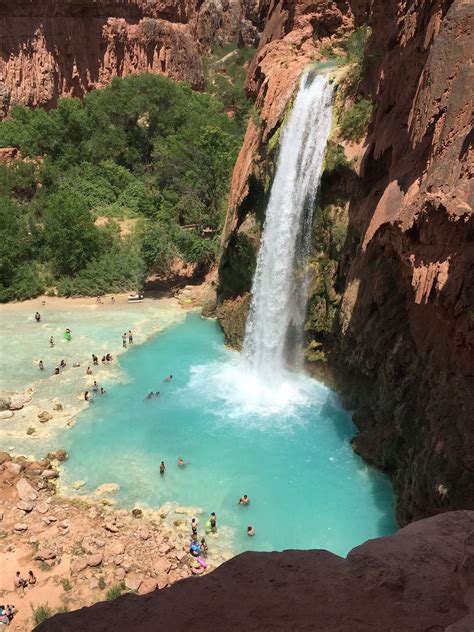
left=36, top=511, right=474, bottom=631
left=0, top=0, right=261, bottom=114
left=218, top=0, right=473, bottom=522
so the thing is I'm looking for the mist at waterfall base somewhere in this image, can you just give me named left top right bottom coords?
left=60, top=313, right=396, bottom=557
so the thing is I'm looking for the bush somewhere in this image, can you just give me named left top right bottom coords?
left=62, top=579, right=72, bottom=592
left=324, top=140, right=350, bottom=173
left=57, top=246, right=145, bottom=297
left=98, top=575, right=106, bottom=590
left=106, top=582, right=125, bottom=601
left=340, top=99, right=374, bottom=140
left=33, top=604, right=53, bottom=625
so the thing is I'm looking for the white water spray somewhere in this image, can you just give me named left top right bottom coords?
left=243, top=71, right=334, bottom=377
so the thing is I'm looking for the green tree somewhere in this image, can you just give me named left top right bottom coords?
left=44, top=187, right=101, bottom=275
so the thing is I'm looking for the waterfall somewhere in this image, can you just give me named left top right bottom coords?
left=243, top=71, right=334, bottom=377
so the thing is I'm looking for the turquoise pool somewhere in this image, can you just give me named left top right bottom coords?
left=57, top=312, right=397, bottom=556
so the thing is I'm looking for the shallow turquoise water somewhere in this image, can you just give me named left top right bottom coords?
left=58, top=313, right=397, bottom=556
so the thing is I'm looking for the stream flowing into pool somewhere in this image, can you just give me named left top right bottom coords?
left=59, top=312, right=397, bottom=556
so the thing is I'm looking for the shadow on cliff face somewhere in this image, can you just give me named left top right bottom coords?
left=334, top=0, right=474, bottom=525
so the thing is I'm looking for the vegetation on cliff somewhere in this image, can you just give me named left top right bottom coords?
left=0, top=73, right=244, bottom=300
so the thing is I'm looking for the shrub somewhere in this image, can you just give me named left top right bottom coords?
left=106, top=582, right=125, bottom=601
left=340, top=99, right=374, bottom=140
left=33, top=604, right=53, bottom=625
left=62, top=579, right=72, bottom=592
left=98, top=575, right=106, bottom=590
left=324, top=140, right=350, bottom=173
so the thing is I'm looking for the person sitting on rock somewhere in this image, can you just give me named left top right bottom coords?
left=200, top=538, right=208, bottom=555
left=14, top=571, right=27, bottom=591
left=27, top=571, right=36, bottom=585
left=239, top=494, right=250, bottom=505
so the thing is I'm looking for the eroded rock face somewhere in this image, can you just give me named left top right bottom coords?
left=218, top=0, right=473, bottom=523
left=0, top=0, right=261, bottom=113
left=35, top=511, right=474, bottom=631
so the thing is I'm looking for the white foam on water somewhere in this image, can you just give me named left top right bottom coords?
left=187, top=356, right=328, bottom=429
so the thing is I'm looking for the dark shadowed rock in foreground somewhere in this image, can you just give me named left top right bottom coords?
left=36, top=511, right=474, bottom=632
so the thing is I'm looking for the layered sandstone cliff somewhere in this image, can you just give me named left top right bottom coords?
left=218, top=0, right=473, bottom=523
left=0, top=0, right=262, bottom=115
left=36, top=511, right=474, bottom=631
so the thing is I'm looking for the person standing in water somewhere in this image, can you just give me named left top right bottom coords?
left=239, top=495, right=250, bottom=505
left=177, top=456, right=187, bottom=468
left=34, top=312, right=41, bottom=322
left=49, top=336, right=54, bottom=347
left=247, top=525, right=255, bottom=536
left=38, top=360, right=44, bottom=370
left=160, top=461, right=166, bottom=477
left=122, top=333, right=127, bottom=348
left=128, top=330, right=133, bottom=344
left=210, top=512, right=217, bottom=534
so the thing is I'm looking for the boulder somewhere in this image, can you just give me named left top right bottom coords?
left=14, top=522, right=28, bottom=532
left=72, top=480, right=86, bottom=490
left=87, top=553, right=103, bottom=567
left=175, top=550, right=188, bottom=563
left=0, top=451, right=11, bottom=463
left=103, top=521, right=119, bottom=533
left=138, top=528, right=151, bottom=541
left=35, top=502, right=49, bottom=514
left=0, top=397, right=11, bottom=411
left=70, top=558, right=88, bottom=574
left=95, top=483, right=120, bottom=495
left=0, top=410, right=14, bottom=419
left=4, top=461, right=22, bottom=475
left=47, top=449, right=68, bottom=461
left=109, top=542, right=124, bottom=556
left=38, top=411, right=53, bottom=423
left=131, top=508, right=143, bottom=519
left=9, top=399, right=24, bottom=410
left=16, top=477, right=37, bottom=501
left=115, top=567, right=126, bottom=581
left=125, top=577, right=142, bottom=592
left=138, top=579, right=157, bottom=595
left=17, top=501, right=34, bottom=512
left=34, top=548, right=56, bottom=561
left=41, top=469, right=59, bottom=479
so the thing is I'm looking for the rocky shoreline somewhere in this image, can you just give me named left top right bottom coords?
left=0, top=451, right=229, bottom=631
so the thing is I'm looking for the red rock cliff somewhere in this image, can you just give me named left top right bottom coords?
left=218, top=0, right=473, bottom=523
left=0, top=0, right=261, bottom=114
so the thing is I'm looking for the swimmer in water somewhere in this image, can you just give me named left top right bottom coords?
left=247, top=525, right=255, bottom=536
left=164, top=374, right=173, bottom=382
left=159, top=461, right=166, bottom=477
left=145, top=392, right=154, bottom=400
left=239, top=495, right=250, bottom=505
left=100, top=387, right=106, bottom=395
left=53, top=367, right=60, bottom=375
left=154, top=391, right=161, bottom=398
left=38, top=360, right=44, bottom=370
left=177, top=456, right=186, bottom=468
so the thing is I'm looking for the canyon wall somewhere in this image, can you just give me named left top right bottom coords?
left=36, top=511, right=474, bottom=631
left=0, top=0, right=262, bottom=115
left=218, top=0, right=473, bottom=524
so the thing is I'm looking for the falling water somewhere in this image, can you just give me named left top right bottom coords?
left=243, top=71, right=334, bottom=377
